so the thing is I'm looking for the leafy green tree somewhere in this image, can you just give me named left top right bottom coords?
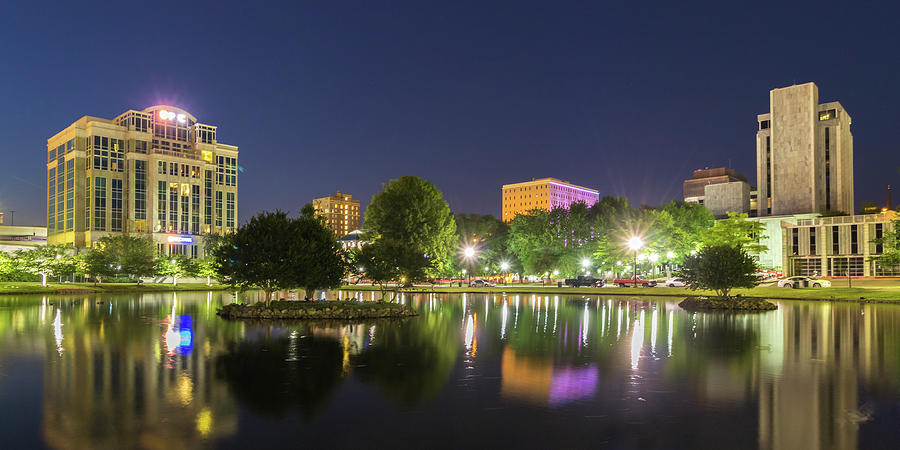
left=215, top=209, right=347, bottom=303
left=870, top=219, right=900, bottom=269
left=156, top=254, right=196, bottom=285
left=84, top=235, right=158, bottom=281
left=195, top=257, right=220, bottom=286
left=454, top=213, right=517, bottom=275
left=294, top=204, right=347, bottom=299
left=214, top=211, right=302, bottom=304
left=18, top=245, right=72, bottom=286
left=0, top=251, right=33, bottom=281
left=679, top=245, right=759, bottom=299
left=700, top=212, right=768, bottom=254
left=355, top=237, right=431, bottom=296
left=656, top=201, right=715, bottom=262
left=363, top=176, right=456, bottom=281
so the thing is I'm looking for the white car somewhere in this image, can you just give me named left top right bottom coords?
left=469, top=279, right=496, bottom=287
left=665, top=277, right=687, bottom=287
left=777, top=276, right=831, bottom=288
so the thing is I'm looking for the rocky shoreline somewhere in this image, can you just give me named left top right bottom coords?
left=217, top=301, right=418, bottom=320
left=678, top=296, right=777, bottom=311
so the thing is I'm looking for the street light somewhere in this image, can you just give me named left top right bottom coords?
left=627, top=237, right=644, bottom=287
left=500, top=261, right=510, bottom=286
left=581, top=258, right=591, bottom=273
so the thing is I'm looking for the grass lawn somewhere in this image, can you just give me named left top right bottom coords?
left=340, top=284, right=900, bottom=302
left=0, top=282, right=230, bottom=295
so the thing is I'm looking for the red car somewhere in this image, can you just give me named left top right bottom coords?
left=612, top=278, right=657, bottom=288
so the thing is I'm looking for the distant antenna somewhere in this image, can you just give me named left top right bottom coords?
left=888, top=185, right=893, bottom=211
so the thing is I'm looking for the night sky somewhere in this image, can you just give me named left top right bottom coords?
left=2, top=1, right=899, bottom=226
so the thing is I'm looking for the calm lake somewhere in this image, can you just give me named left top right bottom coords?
left=1, top=291, right=899, bottom=449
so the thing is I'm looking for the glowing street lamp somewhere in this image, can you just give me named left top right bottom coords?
left=649, top=253, right=659, bottom=277
left=581, top=258, right=591, bottom=270
left=627, top=236, right=644, bottom=287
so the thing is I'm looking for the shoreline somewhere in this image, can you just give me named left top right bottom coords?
left=339, top=284, right=900, bottom=304
left=0, top=282, right=231, bottom=296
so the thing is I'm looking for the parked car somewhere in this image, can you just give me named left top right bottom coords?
left=665, top=277, right=687, bottom=287
left=612, top=277, right=657, bottom=287
left=469, top=279, right=496, bottom=287
left=777, top=276, right=831, bottom=288
left=564, top=276, right=605, bottom=287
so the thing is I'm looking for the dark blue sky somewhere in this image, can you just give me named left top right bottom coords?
left=2, top=1, right=899, bottom=225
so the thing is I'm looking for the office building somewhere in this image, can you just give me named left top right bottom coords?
left=781, top=211, right=896, bottom=277
left=683, top=168, right=752, bottom=218
left=756, top=82, right=854, bottom=216
left=501, top=178, right=599, bottom=222
left=313, top=191, right=361, bottom=237
left=47, top=105, right=238, bottom=257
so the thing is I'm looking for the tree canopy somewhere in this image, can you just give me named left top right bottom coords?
left=363, top=176, right=456, bottom=280
left=700, top=212, right=768, bottom=255
left=215, top=209, right=346, bottom=303
left=679, top=245, right=759, bottom=299
left=84, top=235, right=157, bottom=279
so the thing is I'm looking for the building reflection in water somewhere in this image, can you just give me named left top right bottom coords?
left=38, top=292, right=239, bottom=449
left=2, top=290, right=900, bottom=448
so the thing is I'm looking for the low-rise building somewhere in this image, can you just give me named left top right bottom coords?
left=780, top=212, right=896, bottom=277
left=0, top=225, right=47, bottom=253
left=683, top=168, right=752, bottom=218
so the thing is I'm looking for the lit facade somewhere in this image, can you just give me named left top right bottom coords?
left=46, top=105, right=238, bottom=257
left=781, top=212, right=897, bottom=277
left=756, top=82, right=854, bottom=216
left=501, top=178, right=599, bottom=222
left=683, top=168, right=752, bottom=218
left=313, top=191, right=361, bottom=237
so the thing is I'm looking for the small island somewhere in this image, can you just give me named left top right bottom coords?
left=679, top=296, right=776, bottom=311
left=676, top=244, right=778, bottom=312
left=217, top=300, right=418, bottom=320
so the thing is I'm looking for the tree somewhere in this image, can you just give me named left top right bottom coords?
left=700, top=212, right=768, bottom=255
left=214, top=211, right=303, bottom=304
left=214, top=209, right=347, bottom=304
left=156, top=254, right=196, bottom=286
left=84, top=235, right=157, bottom=281
left=870, top=219, right=900, bottom=270
left=364, top=176, right=456, bottom=281
left=354, top=238, right=414, bottom=300
left=679, top=245, right=759, bottom=299
left=195, top=257, right=219, bottom=286
left=454, top=213, right=517, bottom=276
left=18, top=245, right=71, bottom=286
left=294, top=204, right=347, bottom=299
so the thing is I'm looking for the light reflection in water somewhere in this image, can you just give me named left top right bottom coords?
left=631, top=310, right=644, bottom=370
left=51, top=308, right=63, bottom=356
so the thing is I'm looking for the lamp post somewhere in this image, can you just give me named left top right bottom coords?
left=628, top=237, right=644, bottom=287
left=581, top=258, right=591, bottom=274
left=649, top=253, right=659, bottom=277
left=500, top=261, right=510, bottom=286
left=462, top=246, right=476, bottom=285
left=665, top=251, right=675, bottom=278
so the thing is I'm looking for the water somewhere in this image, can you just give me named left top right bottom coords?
left=1, top=291, right=899, bottom=449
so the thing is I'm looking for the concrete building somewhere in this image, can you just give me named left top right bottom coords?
left=0, top=225, right=47, bottom=253
left=47, top=106, right=238, bottom=257
left=683, top=168, right=752, bottom=218
left=501, top=178, right=599, bottom=222
left=756, top=82, right=854, bottom=216
left=312, top=191, right=361, bottom=237
left=780, top=212, right=896, bottom=277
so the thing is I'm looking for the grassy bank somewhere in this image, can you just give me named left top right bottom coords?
left=0, top=282, right=230, bottom=295
left=340, top=284, right=900, bottom=302
left=218, top=300, right=418, bottom=320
